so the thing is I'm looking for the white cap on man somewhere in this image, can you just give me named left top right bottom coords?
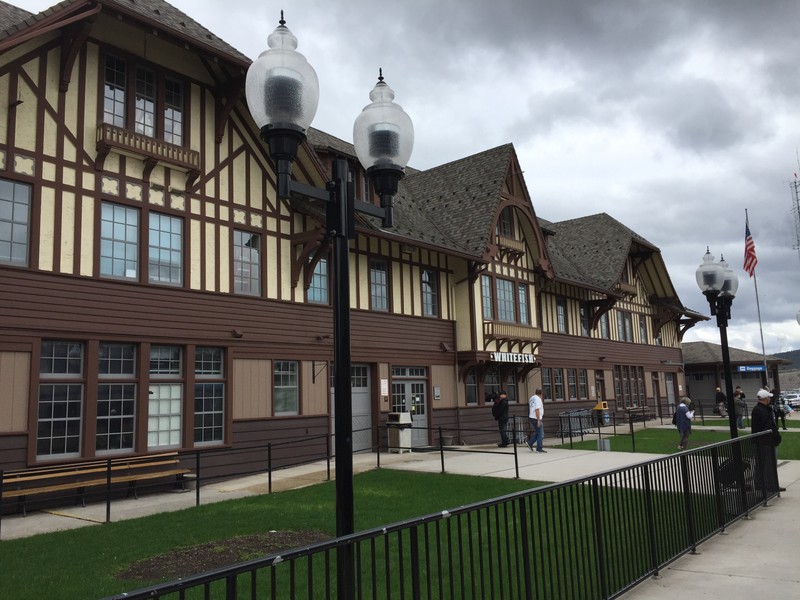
left=756, top=389, right=773, bottom=400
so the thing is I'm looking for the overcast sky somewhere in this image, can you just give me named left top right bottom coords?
left=18, top=0, right=800, bottom=355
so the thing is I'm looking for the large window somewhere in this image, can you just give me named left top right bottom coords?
left=274, top=360, right=299, bottom=415
left=579, top=303, right=590, bottom=337
left=96, top=343, right=136, bottom=453
left=599, top=312, right=610, bottom=339
left=369, top=259, right=389, bottom=311
left=639, top=314, right=648, bottom=344
left=104, top=55, right=185, bottom=145
left=496, top=206, right=514, bottom=237
left=465, top=368, right=478, bottom=405
left=615, top=365, right=645, bottom=407
left=148, top=346, right=182, bottom=449
left=481, top=275, right=493, bottom=320
left=568, top=368, right=578, bottom=400
left=421, top=269, right=439, bottom=317
left=617, top=310, right=633, bottom=342
left=149, top=213, right=182, bottom=285
left=233, top=230, right=260, bottom=295
left=496, top=278, right=515, bottom=322
left=37, top=341, right=84, bottom=458
left=518, top=284, right=530, bottom=325
left=0, top=178, right=30, bottom=266
left=308, top=256, right=328, bottom=304
left=541, top=368, right=553, bottom=402
left=100, top=202, right=139, bottom=280
left=556, top=297, right=568, bottom=333
left=553, top=368, right=565, bottom=400
left=194, top=348, right=224, bottom=444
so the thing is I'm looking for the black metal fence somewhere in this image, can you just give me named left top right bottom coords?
left=102, top=433, right=778, bottom=600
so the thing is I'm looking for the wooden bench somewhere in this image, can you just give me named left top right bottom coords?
left=622, top=406, right=652, bottom=423
left=0, top=452, right=190, bottom=516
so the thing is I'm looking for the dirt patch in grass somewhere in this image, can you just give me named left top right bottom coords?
left=116, top=530, right=329, bottom=583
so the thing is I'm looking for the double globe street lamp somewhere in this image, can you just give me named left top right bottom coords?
left=695, top=248, right=740, bottom=439
left=245, top=14, right=414, bottom=598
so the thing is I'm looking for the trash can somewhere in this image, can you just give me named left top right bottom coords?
left=387, top=412, right=412, bottom=453
left=593, top=401, right=610, bottom=426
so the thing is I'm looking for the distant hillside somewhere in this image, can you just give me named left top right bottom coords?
left=774, top=349, right=800, bottom=370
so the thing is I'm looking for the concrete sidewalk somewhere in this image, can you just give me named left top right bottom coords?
left=1, top=443, right=798, bottom=600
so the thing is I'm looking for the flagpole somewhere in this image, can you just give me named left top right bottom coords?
left=746, top=209, right=769, bottom=384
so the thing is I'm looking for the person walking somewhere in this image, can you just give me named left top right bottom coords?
left=527, top=388, right=546, bottom=453
left=714, top=387, right=727, bottom=417
left=491, top=390, right=510, bottom=447
left=675, top=396, right=695, bottom=450
left=734, top=386, right=747, bottom=429
left=772, top=388, right=788, bottom=431
left=752, top=389, right=784, bottom=493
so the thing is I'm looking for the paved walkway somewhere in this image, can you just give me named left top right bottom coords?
left=2, top=434, right=798, bottom=600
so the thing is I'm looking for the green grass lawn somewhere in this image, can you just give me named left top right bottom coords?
left=0, top=470, right=546, bottom=600
left=558, top=423, right=800, bottom=459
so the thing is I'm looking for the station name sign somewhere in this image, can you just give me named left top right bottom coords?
left=737, top=365, right=765, bottom=372
left=490, top=352, right=536, bottom=364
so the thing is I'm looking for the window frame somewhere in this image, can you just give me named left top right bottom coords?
left=496, top=278, right=516, bottom=322
left=274, top=360, right=300, bottom=415
left=421, top=268, right=439, bottom=317
left=233, top=229, right=261, bottom=296
left=148, top=345, right=183, bottom=450
left=96, top=342, right=137, bottom=454
left=100, top=201, right=139, bottom=281
left=103, top=52, right=187, bottom=146
left=556, top=297, right=568, bottom=334
left=37, top=341, right=85, bottom=459
left=369, top=258, right=390, bottom=312
left=0, top=177, right=31, bottom=267
left=148, top=212, right=183, bottom=286
left=193, top=347, right=225, bottom=445
left=308, top=255, right=329, bottom=304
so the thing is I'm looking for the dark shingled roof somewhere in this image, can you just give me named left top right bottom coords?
left=542, top=213, right=657, bottom=290
left=306, top=128, right=511, bottom=257
left=0, top=1, right=32, bottom=33
left=682, top=341, right=789, bottom=366
left=1, top=0, right=249, bottom=64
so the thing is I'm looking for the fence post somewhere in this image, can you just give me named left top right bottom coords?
left=438, top=426, right=445, bottom=474
left=513, top=415, right=520, bottom=479
left=0, top=468, right=4, bottom=538
left=376, top=426, right=382, bottom=469
left=642, top=464, right=661, bottom=578
left=709, top=446, right=726, bottom=532
left=409, top=525, right=422, bottom=600
left=590, top=478, right=608, bottom=599
left=195, top=450, right=200, bottom=507
left=568, top=414, right=574, bottom=449
left=267, top=443, right=273, bottom=494
left=679, top=453, right=698, bottom=553
left=517, top=496, right=534, bottom=600
left=326, top=434, right=332, bottom=482
left=629, top=416, right=636, bottom=453
left=105, top=458, right=112, bottom=524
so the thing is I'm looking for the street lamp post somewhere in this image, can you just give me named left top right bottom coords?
left=695, top=248, right=740, bottom=439
left=245, top=14, right=413, bottom=598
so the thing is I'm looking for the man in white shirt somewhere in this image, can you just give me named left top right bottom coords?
left=527, top=388, right=546, bottom=452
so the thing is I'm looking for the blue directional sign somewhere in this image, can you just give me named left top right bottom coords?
left=737, top=365, right=765, bottom=372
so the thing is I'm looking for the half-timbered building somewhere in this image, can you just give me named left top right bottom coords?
left=0, top=0, right=703, bottom=474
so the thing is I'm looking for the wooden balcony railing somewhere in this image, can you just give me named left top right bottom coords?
left=95, top=123, right=201, bottom=186
left=483, top=321, right=542, bottom=342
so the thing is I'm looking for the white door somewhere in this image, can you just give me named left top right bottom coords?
left=331, top=364, right=373, bottom=454
left=391, top=380, right=428, bottom=447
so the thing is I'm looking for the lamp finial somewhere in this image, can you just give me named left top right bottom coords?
left=378, top=68, right=384, bottom=83
left=279, top=10, right=285, bottom=26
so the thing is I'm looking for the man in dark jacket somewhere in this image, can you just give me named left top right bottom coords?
left=715, top=387, right=728, bottom=417
left=492, top=390, right=510, bottom=447
left=752, top=389, right=784, bottom=493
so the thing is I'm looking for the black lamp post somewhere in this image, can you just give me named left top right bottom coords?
left=245, top=14, right=413, bottom=598
left=695, top=248, right=740, bottom=439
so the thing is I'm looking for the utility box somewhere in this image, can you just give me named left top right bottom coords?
left=387, top=412, right=412, bottom=453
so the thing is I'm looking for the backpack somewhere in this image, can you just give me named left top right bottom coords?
left=671, top=412, right=677, bottom=425
left=491, top=400, right=501, bottom=420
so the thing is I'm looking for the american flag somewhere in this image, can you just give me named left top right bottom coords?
left=743, top=221, right=758, bottom=277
